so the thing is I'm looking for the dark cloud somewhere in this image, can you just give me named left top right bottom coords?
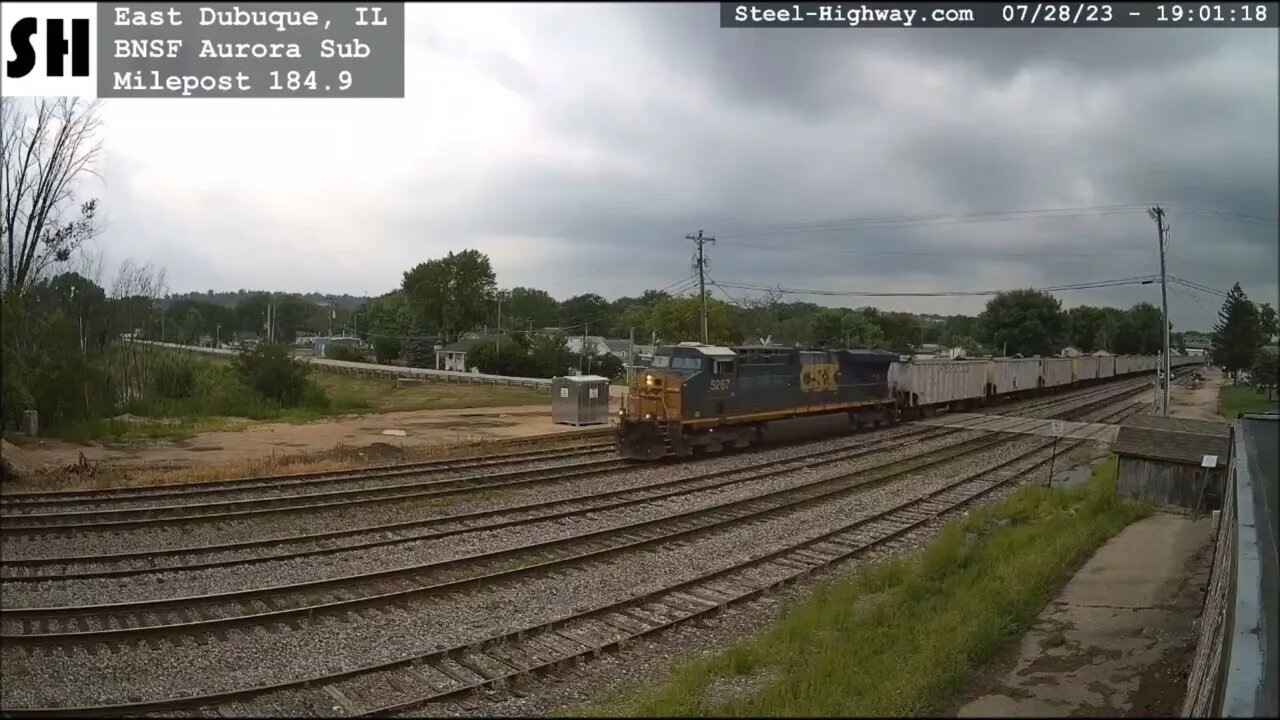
left=95, top=4, right=1276, bottom=333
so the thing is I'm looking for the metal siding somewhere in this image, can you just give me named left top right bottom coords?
left=1076, top=355, right=1101, bottom=381
left=1098, top=355, right=1116, bottom=378
left=1042, top=358, right=1074, bottom=388
left=989, top=358, right=1041, bottom=394
left=890, top=360, right=987, bottom=406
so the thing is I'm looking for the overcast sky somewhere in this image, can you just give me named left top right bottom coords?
left=79, top=3, right=1277, bottom=331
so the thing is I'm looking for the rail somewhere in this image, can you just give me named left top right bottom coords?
left=132, top=340, right=555, bottom=389
left=1182, top=412, right=1278, bottom=718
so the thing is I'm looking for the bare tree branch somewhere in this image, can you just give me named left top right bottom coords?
left=0, top=97, right=104, bottom=294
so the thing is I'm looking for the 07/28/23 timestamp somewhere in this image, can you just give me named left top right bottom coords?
left=1155, top=3, right=1270, bottom=22
left=267, top=70, right=354, bottom=93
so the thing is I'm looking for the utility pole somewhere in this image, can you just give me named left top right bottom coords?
left=628, top=326, right=636, bottom=388
left=496, top=297, right=502, bottom=361
left=1149, top=205, right=1171, bottom=416
left=687, top=230, right=716, bottom=344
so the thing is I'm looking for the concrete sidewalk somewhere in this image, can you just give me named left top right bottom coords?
left=953, top=512, right=1214, bottom=717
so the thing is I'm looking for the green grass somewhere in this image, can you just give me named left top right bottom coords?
left=1218, top=384, right=1280, bottom=419
left=53, top=348, right=548, bottom=444
left=572, top=454, right=1149, bottom=718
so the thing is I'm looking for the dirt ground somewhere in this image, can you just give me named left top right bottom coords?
left=4, top=398, right=622, bottom=474
left=1167, top=365, right=1223, bottom=422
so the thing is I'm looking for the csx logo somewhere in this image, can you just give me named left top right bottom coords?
left=5, top=17, right=90, bottom=79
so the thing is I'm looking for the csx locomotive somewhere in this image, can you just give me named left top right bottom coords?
left=617, top=343, right=900, bottom=460
left=615, top=342, right=1202, bottom=460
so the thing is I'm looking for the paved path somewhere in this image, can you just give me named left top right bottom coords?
left=953, top=513, right=1214, bottom=717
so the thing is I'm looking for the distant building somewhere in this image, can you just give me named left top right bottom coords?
left=313, top=336, right=362, bottom=358
left=435, top=334, right=501, bottom=372
left=1061, top=346, right=1083, bottom=357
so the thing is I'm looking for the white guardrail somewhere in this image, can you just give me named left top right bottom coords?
left=135, top=341, right=554, bottom=390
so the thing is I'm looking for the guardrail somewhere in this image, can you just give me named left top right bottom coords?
left=134, top=340, right=554, bottom=390
left=1183, top=413, right=1278, bottom=717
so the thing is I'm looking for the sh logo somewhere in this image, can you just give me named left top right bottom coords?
left=2, top=3, right=97, bottom=97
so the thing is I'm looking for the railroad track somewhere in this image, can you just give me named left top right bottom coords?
left=0, top=379, right=1147, bottom=538
left=0, top=431, right=615, bottom=508
left=0, top=394, right=1151, bottom=717
left=2, top=379, right=1148, bottom=579
left=0, top=385, right=1145, bottom=652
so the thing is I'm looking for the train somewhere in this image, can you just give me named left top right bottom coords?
left=615, top=342, right=1203, bottom=460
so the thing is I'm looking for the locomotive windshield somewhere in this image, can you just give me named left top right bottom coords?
left=650, top=355, right=702, bottom=371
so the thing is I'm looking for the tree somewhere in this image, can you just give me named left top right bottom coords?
left=978, top=289, right=1066, bottom=357
left=558, top=293, right=611, bottom=332
left=1114, top=302, right=1164, bottom=356
left=467, top=337, right=535, bottom=377
left=1259, top=302, right=1279, bottom=343
left=231, top=343, right=316, bottom=407
left=505, top=287, right=560, bottom=330
left=1251, top=348, right=1279, bottom=400
left=1066, top=305, right=1108, bottom=353
left=868, top=310, right=920, bottom=352
left=647, top=294, right=740, bottom=345
left=402, top=249, right=496, bottom=343
left=1, top=98, right=104, bottom=294
left=359, top=290, right=409, bottom=364
left=1211, top=283, right=1265, bottom=381
left=529, top=332, right=574, bottom=377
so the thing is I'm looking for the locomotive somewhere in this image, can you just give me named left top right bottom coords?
left=616, top=342, right=1202, bottom=461
left=616, top=343, right=899, bottom=460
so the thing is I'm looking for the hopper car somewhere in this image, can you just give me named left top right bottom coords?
left=616, top=342, right=1203, bottom=461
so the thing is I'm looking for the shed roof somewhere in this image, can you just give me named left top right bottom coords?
left=1113, top=415, right=1231, bottom=467
left=556, top=374, right=610, bottom=383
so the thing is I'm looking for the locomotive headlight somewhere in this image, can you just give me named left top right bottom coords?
left=645, top=374, right=654, bottom=387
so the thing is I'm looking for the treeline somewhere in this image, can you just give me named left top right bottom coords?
left=0, top=266, right=341, bottom=435
left=350, top=249, right=1237, bottom=375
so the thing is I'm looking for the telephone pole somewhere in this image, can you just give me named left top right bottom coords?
left=686, top=230, right=716, bottom=344
left=1149, top=205, right=1171, bottom=416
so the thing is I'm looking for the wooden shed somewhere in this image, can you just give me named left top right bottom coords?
left=1113, top=415, right=1232, bottom=510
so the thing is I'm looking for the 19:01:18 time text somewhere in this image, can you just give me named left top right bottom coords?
left=268, top=70, right=354, bottom=92
left=1156, top=3, right=1269, bottom=20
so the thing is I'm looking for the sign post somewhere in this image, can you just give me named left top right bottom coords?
left=1046, top=420, right=1065, bottom=487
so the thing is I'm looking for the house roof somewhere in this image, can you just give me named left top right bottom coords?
left=602, top=338, right=632, bottom=353
left=1113, top=415, right=1231, bottom=467
left=439, top=334, right=500, bottom=353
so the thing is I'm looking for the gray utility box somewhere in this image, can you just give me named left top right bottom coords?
left=551, top=375, right=610, bottom=426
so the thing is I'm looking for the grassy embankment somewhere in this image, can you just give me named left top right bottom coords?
left=573, top=454, right=1149, bottom=717
left=1218, top=383, right=1280, bottom=418
left=57, top=350, right=548, bottom=444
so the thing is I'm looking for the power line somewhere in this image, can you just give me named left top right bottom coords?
left=713, top=204, right=1153, bottom=240
left=717, top=238, right=1153, bottom=259
left=712, top=274, right=1161, bottom=299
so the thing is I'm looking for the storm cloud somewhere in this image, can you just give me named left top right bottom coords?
left=87, top=2, right=1277, bottom=331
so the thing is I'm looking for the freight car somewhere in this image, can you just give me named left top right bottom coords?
left=617, top=343, right=1191, bottom=461
left=616, top=343, right=899, bottom=460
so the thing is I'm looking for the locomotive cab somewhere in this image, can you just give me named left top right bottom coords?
left=616, top=344, right=712, bottom=460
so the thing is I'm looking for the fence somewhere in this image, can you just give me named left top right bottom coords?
left=1182, top=413, right=1278, bottom=717
left=134, top=341, right=554, bottom=390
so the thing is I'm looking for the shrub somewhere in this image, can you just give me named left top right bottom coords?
left=231, top=343, right=313, bottom=407
left=325, top=344, right=367, bottom=363
left=151, top=353, right=198, bottom=399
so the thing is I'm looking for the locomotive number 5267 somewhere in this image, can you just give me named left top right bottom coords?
left=709, top=378, right=732, bottom=392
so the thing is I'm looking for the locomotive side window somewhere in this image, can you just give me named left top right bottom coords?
left=713, top=360, right=734, bottom=375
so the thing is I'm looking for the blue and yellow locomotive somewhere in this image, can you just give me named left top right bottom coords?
left=616, top=342, right=899, bottom=460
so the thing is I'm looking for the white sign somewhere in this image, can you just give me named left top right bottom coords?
left=1201, top=455, right=1218, bottom=469
left=559, top=388, right=569, bottom=398
left=588, top=388, right=599, bottom=399
left=1051, top=420, right=1065, bottom=437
